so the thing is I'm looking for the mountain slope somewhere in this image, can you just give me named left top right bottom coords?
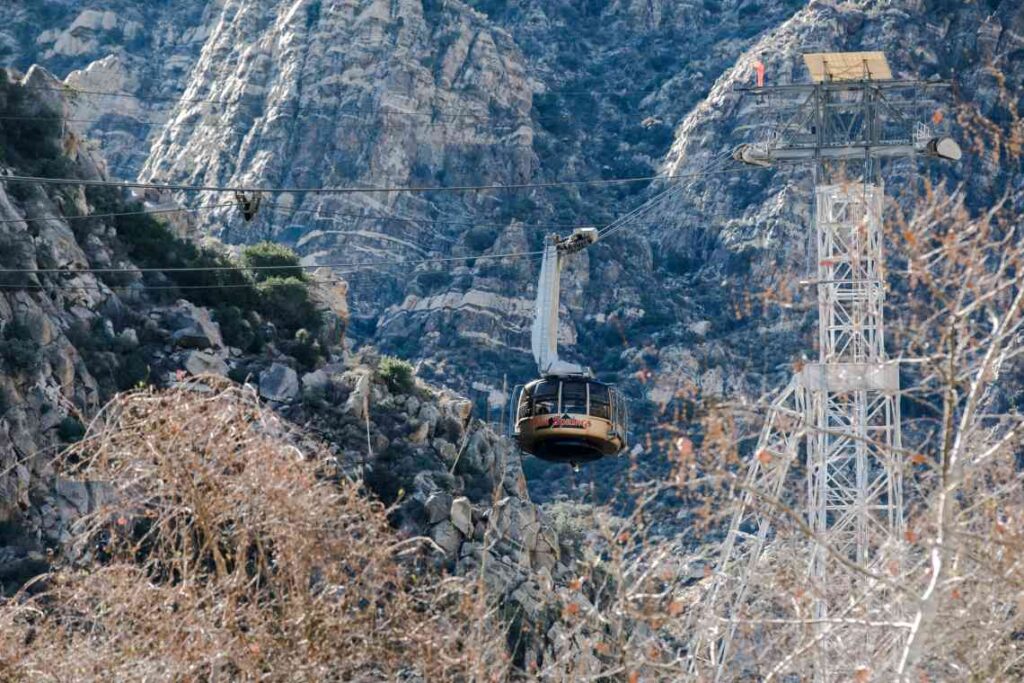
left=7, top=0, right=1023, bottom=502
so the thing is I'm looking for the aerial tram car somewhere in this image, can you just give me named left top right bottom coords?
left=511, top=228, right=628, bottom=469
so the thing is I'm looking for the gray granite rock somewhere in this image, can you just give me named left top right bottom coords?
left=183, top=350, right=228, bottom=377
left=450, top=496, right=473, bottom=537
left=259, top=363, right=299, bottom=403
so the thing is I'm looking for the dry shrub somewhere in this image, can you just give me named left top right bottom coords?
left=0, top=378, right=505, bottom=682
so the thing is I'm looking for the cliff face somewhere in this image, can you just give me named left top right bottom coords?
left=0, top=2, right=217, bottom=179
left=6, top=0, right=1024, bottom=502
left=138, top=0, right=541, bottom=340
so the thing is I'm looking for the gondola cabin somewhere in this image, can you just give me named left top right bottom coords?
left=514, top=377, right=628, bottom=465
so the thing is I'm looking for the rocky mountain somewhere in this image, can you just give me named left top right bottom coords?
left=4, top=0, right=1023, bottom=504
left=0, top=65, right=315, bottom=576
left=0, top=70, right=604, bottom=671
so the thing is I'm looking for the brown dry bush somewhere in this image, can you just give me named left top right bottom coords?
left=0, top=378, right=506, bottom=682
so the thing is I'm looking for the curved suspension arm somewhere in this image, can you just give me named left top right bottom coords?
left=531, top=228, right=598, bottom=377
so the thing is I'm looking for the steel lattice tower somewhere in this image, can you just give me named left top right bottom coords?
left=688, top=52, right=960, bottom=680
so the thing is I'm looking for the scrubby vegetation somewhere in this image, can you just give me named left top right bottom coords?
left=0, top=72, right=74, bottom=181
left=84, top=190, right=324, bottom=359
left=255, top=275, right=320, bottom=334
left=0, top=322, right=40, bottom=374
left=0, top=381, right=506, bottom=681
left=378, top=355, right=415, bottom=393
left=65, top=318, right=149, bottom=394
left=464, top=225, right=499, bottom=252
left=241, top=241, right=305, bottom=282
left=55, top=416, right=85, bottom=443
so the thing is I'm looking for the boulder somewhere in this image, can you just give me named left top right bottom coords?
left=430, top=521, right=462, bottom=558
left=22, top=308, right=56, bottom=345
left=417, top=403, right=441, bottom=429
left=259, top=363, right=299, bottom=402
left=301, top=369, right=329, bottom=395
left=533, top=526, right=560, bottom=573
left=118, top=327, right=139, bottom=348
left=450, top=496, right=473, bottom=536
left=165, top=301, right=223, bottom=350
left=424, top=491, right=453, bottom=525
left=405, top=394, right=421, bottom=416
left=183, top=350, right=228, bottom=377
left=433, top=438, right=458, bottom=462
left=408, top=421, right=430, bottom=444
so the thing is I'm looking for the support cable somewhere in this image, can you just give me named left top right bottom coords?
left=598, top=150, right=737, bottom=240
left=0, top=201, right=238, bottom=225
left=0, top=248, right=544, bottom=276
left=0, top=165, right=755, bottom=196
left=0, top=114, right=539, bottom=134
left=21, top=83, right=679, bottom=113
left=0, top=199, right=606, bottom=231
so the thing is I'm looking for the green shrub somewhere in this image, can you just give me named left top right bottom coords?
left=57, top=416, right=86, bottom=443
left=115, top=350, right=150, bottom=390
left=0, top=322, right=41, bottom=373
left=464, top=226, right=499, bottom=252
left=378, top=355, right=415, bottom=394
left=282, top=328, right=323, bottom=372
left=214, top=306, right=261, bottom=352
left=257, top=276, right=321, bottom=335
left=416, top=270, right=453, bottom=292
left=242, top=242, right=304, bottom=283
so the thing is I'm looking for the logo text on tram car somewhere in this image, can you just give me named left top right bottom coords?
left=546, top=416, right=591, bottom=429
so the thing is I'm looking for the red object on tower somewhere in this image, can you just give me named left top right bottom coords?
left=753, top=59, right=766, bottom=87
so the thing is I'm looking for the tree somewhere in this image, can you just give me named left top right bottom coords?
left=256, top=276, right=321, bottom=334
left=242, top=242, right=305, bottom=283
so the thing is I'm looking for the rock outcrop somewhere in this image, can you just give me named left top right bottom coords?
left=286, top=349, right=586, bottom=668
left=0, top=69, right=334, bottom=588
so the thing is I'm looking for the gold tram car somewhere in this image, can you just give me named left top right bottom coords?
left=513, top=376, right=628, bottom=466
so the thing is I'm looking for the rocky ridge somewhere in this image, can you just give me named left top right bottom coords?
left=0, top=68, right=597, bottom=670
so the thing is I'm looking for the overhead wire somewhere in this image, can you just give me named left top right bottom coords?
left=0, top=248, right=545, bottom=276
left=267, top=204, right=597, bottom=231
left=20, top=83, right=670, bottom=114
left=0, top=156, right=761, bottom=272
left=0, top=157, right=763, bottom=290
left=0, top=201, right=238, bottom=225
left=0, top=252, right=552, bottom=292
left=0, top=183, right=668, bottom=250
left=0, top=280, right=327, bottom=292
left=597, top=183, right=683, bottom=240
left=0, top=193, right=678, bottom=234
left=0, top=254, right=548, bottom=293
left=0, top=164, right=758, bottom=197
left=597, top=149, right=738, bottom=240
left=0, top=196, right=601, bottom=231
left=0, top=114, right=545, bottom=135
